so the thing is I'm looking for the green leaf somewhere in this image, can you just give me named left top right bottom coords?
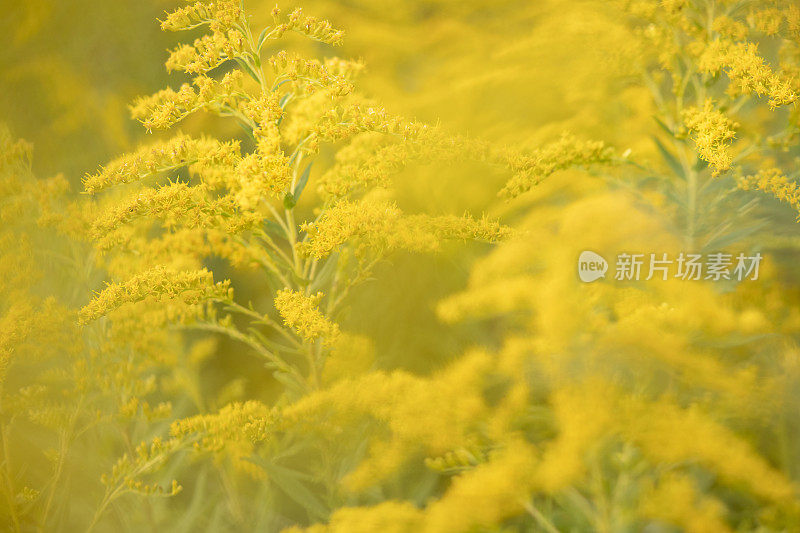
left=283, top=192, right=297, bottom=210
left=291, top=269, right=310, bottom=287
left=247, top=458, right=329, bottom=520
left=652, top=115, right=674, bottom=137
left=263, top=219, right=285, bottom=237
left=293, top=163, right=312, bottom=200
left=236, top=121, right=256, bottom=143
left=234, top=57, right=261, bottom=84
left=703, top=221, right=766, bottom=251
left=259, top=243, right=287, bottom=269
left=175, top=470, right=208, bottom=533
left=698, top=332, right=775, bottom=348
left=652, top=136, right=685, bottom=180
left=273, top=438, right=314, bottom=462
left=257, top=26, right=270, bottom=51
left=272, top=370, right=302, bottom=392
left=694, top=156, right=709, bottom=172
left=278, top=93, right=293, bottom=125
left=308, top=253, right=339, bottom=293
left=663, top=187, right=686, bottom=209
left=410, top=470, right=440, bottom=504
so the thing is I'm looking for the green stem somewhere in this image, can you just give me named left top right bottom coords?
left=521, top=500, right=560, bottom=533
left=0, top=423, right=21, bottom=533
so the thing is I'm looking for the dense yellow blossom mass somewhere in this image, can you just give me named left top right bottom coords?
left=1, top=0, right=800, bottom=531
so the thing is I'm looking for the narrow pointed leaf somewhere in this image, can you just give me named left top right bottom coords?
left=652, top=136, right=685, bottom=180
left=247, top=458, right=329, bottom=520
left=234, top=57, right=261, bottom=84
left=293, top=163, right=312, bottom=199
left=257, top=27, right=270, bottom=51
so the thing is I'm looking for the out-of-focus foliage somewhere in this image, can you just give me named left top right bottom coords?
left=0, top=0, right=177, bottom=180
left=2, top=0, right=800, bottom=532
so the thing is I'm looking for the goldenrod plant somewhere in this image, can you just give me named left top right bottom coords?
left=1, top=0, right=800, bottom=531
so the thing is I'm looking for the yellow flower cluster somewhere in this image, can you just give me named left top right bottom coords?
left=286, top=439, right=539, bottom=533
left=425, top=445, right=488, bottom=474
left=748, top=4, right=800, bottom=37
left=129, top=70, right=244, bottom=131
left=240, top=92, right=284, bottom=129
left=437, top=275, right=538, bottom=323
left=298, top=199, right=414, bottom=259
left=414, top=214, right=513, bottom=244
left=395, top=183, right=800, bottom=529
left=270, top=6, right=345, bottom=46
left=280, top=350, right=495, bottom=490
left=268, top=52, right=359, bottom=96
left=90, top=182, right=258, bottom=250
left=274, top=289, right=340, bottom=344
left=105, top=228, right=255, bottom=278
left=78, top=266, right=232, bottom=324
left=321, top=332, right=375, bottom=385
left=748, top=7, right=784, bottom=36
left=10, top=0, right=800, bottom=529
left=638, top=473, right=730, bottom=533
left=682, top=100, right=738, bottom=175
left=316, top=133, right=401, bottom=198
left=498, top=133, right=614, bottom=198
left=234, top=127, right=292, bottom=208
left=284, top=500, right=423, bottom=533
left=100, top=437, right=183, bottom=500
left=103, top=296, right=215, bottom=348
left=118, top=396, right=172, bottom=421
left=712, top=15, right=748, bottom=41
left=619, top=395, right=796, bottom=504
left=0, top=298, right=76, bottom=387
left=0, top=130, right=31, bottom=170
left=166, top=31, right=246, bottom=74
left=738, top=168, right=800, bottom=218
left=170, top=400, right=273, bottom=451
left=299, top=198, right=510, bottom=259
left=698, top=40, right=797, bottom=108
left=310, top=103, right=429, bottom=148
left=160, top=0, right=242, bottom=32
left=281, top=360, right=797, bottom=531
left=83, top=135, right=240, bottom=194
left=316, top=129, right=494, bottom=199
left=168, top=400, right=274, bottom=479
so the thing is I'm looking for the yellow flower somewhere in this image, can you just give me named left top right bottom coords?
left=682, top=99, right=738, bottom=175
left=270, top=6, right=345, bottom=46
left=299, top=197, right=510, bottom=259
left=90, top=182, right=259, bottom=250
left=498, top=133, right=614, bottom=198
left=698, top=40, right=797, bottom=108
left=639, top=474, right=731, bottom=533
left=129, top=70, right=244, bottom=131
left=713, top=15, right=748, bottom=41
left=274, top=289, right=340, bottom=345
left=160, top=0, right=242, bottom=32
left=79, top=266, right=231, bottom=324
left=321, top=333, right=375, bottom=384
left=83, top=135, right=241, bottom=194
left=234, top=124, right=292, bottom=207
left=165, top=30, right=246, bottom=74
left=283, top=501, right=423, bottom=533
left=738, top=167, right=800, bottom=219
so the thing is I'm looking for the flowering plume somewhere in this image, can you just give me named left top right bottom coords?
left=7, top=0, right=800, bottom=531
left=682, top=100, right=738, bottom=175
left=274, top=289, right=340, bottom=345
